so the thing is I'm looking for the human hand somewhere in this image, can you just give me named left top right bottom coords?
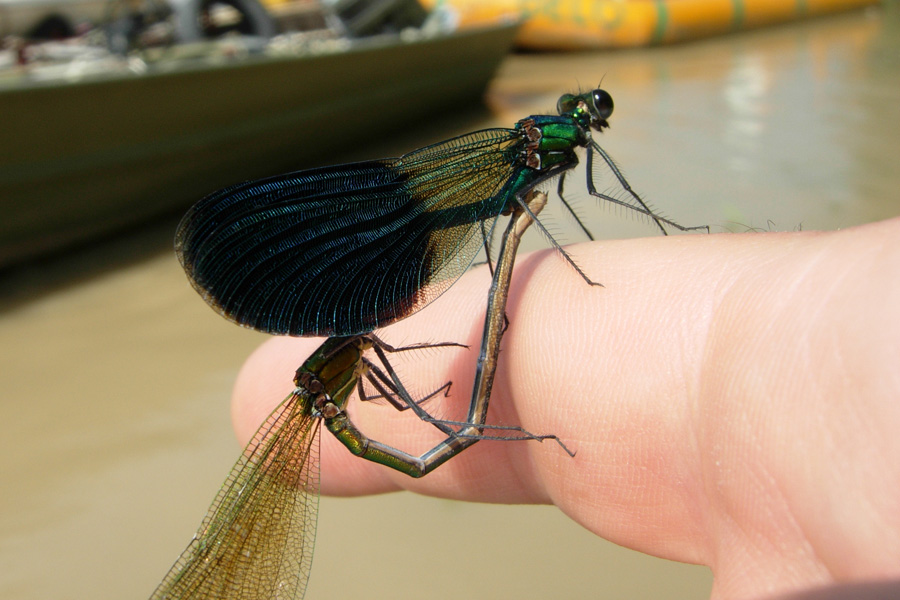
left=233, top=216, right=900, bottom=600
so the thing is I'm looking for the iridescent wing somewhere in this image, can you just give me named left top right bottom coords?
left=175, top=128, right=523, bottom=336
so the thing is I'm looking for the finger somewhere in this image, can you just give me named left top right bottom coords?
left=231, top=219, right=900, bottom=597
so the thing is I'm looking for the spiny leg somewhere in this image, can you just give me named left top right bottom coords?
left=417, top=416, right=575, bottom=457
left=367, top=340, right=459, bottom=437
left=586, top=141, right=710, bottom=235
left=354, top=335, right=463, bottom=409
left=514, top=192, right=604, bottom=288
left=478, top=218, right=498, bottom=277
left=370, top=335, right=467, bottom=354
left=557, top=172, right=596, bottom=241
left=356, top=365, right=452, bottom=409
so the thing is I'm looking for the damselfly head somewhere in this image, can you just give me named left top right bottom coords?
left=557, top=88, right=614, bottom=132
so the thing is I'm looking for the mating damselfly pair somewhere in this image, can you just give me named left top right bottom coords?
left=150, top=86, right=704, bottom=599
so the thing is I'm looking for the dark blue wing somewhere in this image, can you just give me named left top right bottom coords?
left=176, top=127, right=524, bottom=336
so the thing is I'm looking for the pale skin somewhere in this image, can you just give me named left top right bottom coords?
left=232, top=216, right=900, bottom=600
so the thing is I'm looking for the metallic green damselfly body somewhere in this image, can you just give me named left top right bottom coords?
left=151, top=194, right=562, bottom=599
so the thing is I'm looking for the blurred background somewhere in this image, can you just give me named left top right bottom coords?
left=1, top=0, right=898, bottom=598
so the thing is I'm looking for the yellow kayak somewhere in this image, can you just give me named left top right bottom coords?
left=423, top=0, right=881, bottom=49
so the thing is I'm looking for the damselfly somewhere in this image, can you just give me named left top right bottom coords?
left=175, top=87, right=704, bottom=339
